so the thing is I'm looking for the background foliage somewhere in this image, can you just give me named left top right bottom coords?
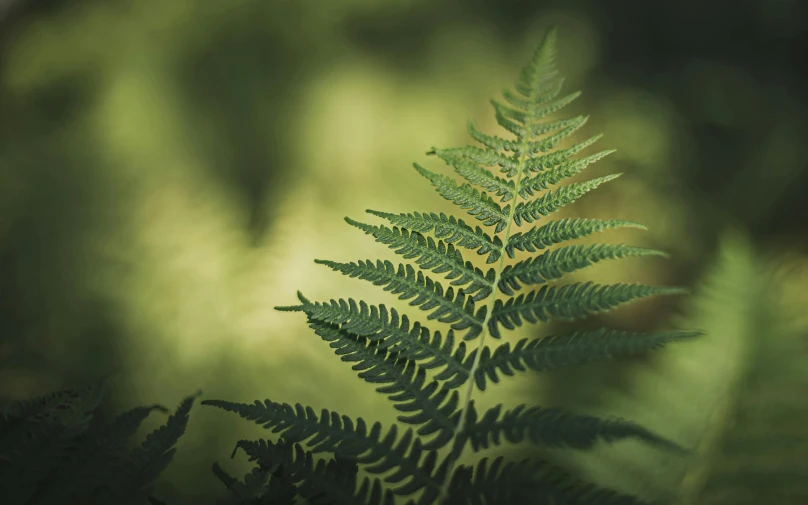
left=1, top=0, right=806, bottom=503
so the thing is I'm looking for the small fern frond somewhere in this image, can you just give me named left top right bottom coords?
left=518, top=149, right=616, bottom=197
left=28, top=404, right=169, bottom=503
left=108, top=391, right=201, bottom=500
left=310, top=260, right=485, bottom=339
left=498, top=243, right=668, bottom=295
left=443, top=455, right=651, bottom=505
left=473, top=328, right=702, bottom=390
left=212, top=462, right=289, bottom=505
left=0, top=381, right=105, bottom=504
left=345, top=217, right=495, bottom=301
left=512, top=174, right=622, bottom=226
left=426, top=146, right=518, bottom=175
left=366, top=209, right=503, bottom=264
left=458, top=402, right=685, bottom=454
left=468, top=117, right=588, bottom=161
left=523, top=134, right=603, bottom=173
left=506, top=218, right=647, bottom=257
left=434, top=153, right=516, bottom=202
left=413, top=163, right=511, bottom=232
left=489, top=282, right=688, bottom=338
left=301, top=319, right=461, bottom=449
left=0, top=383, right=103, bottom=458
left=286, top=296, right=473, bottom=389
left=231, top=440, right=398, bottom=504
left=203, top=397, right=447, bottom=498
left=444, top=457, right=546, bottom=505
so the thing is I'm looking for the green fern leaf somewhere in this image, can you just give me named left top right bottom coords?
left=0, top=384, right=102, bottom=459
left=522, top=134, right=603, bottom=174
left=214, top=461, right=299, bottom=505
left=413, top=163, right=510, bottom=232
left=512, top=174, right=622, bottom=226
left=468, top=116, right=588, bottom=160
left=426, top=145, right=518, bottom=176
left=27, top=404, right=169, bottom=503
left=432, top=152, right=516, bottom=202
left=519, top=149, right=616, bottom=197
left=458, top=402, right=684, bottom=454
left=230, top=439, right=398, bottom=504
left=291, top=318, right=462, bottom=449
left=345, top=217, right=495, bottom=301
left=203, top=397, right=446, bottom=498
left=489, top=282, right=688, bottom=338
left=499, top=243, right=668, bottom=295
left=444, top=456, right=652, bottom=505
left=506, top=218, right=647, bottom=257
left=283, top=295, right=473, bottom=389
left=474, top=328, right=701, bottom=390
left=105, top=391, right=200, bottom=501
left=0, top=382, right=105, bottom=504
left=501, top=76, right=563, bottom=109
left=301, top=260, right=484, bottom=339
left=444, top=457, right=547, bottom=504
left=366, top=209, right=503, bottom=264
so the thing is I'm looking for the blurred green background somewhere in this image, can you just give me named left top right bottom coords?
left=1, top=0, right=807, bottom=503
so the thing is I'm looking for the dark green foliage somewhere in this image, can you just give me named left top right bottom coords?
left=0, top=381, right=199, bottom=505
left=204, top=28, right=699, bottom=504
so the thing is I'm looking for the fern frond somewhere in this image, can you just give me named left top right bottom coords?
left=458, top=402, right=684, bottom=454
left=287, top=296, right=473, bottom=389
left=491, top=93, right=583, bottom=140
left=444, top=457, right=546, bottom=505
left=27, top=404, right=169, bottom=503
left=212, top=462, right=291, bottom=505
left=0, top=382, right=105, bottom=504
left=489, top=282, right=688, bottom=338
left=516, top=30, right=560, bottom=93
left=307, top=260, right=485, bottom=339
left=231, top=439, right=399, bottom=504
left=0, top=384, right=103, bottom=458
left=506, top=218, right=647, bottom=257
left=512, top=174, right=622, bottom=226
left=501, top=76, right=563, bottom=109
left=518, top=149, right=616, bottom=198
left=105, top=391, right=201, bottom=501
left=267, top=27, right=699, bottom=505
left=474, top=328, right=702, bottom=390
left=345, top=218, right=495, bottom=301
left=469, top=116, right=588, bottom=160
left=413, top=163, right=511, bottom=232
left=522, top=133, right=603, bottom=174
left=498, top=243, right=668, bottom=295
left=300, top=319, right=461, bottom=449
left=367, top=209, right=503, bottom=264
left=444, top=455, right=652, bottom=505
left=427, top=145, right=519, bottom=177
left=433, top=153, right=516, bottom=202
left=203, top=397, right=448, bottom=498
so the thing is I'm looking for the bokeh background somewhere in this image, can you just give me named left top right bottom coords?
left=1, top=0, right=806, bottom=503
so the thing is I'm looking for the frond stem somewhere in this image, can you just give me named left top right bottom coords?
left=439, top=135, right=531, bottom=502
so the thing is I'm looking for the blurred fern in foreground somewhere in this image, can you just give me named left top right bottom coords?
left=552, top=230, right=808, bottom=505
left=0, top=381, right=199, bottom=505
left=678, top=234, right=808, bottom=505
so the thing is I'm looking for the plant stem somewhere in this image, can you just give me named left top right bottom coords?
left=438, top=140, right=530, bottom=502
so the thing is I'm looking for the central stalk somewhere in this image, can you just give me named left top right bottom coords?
left=439, top=138, right=531, bottom=501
